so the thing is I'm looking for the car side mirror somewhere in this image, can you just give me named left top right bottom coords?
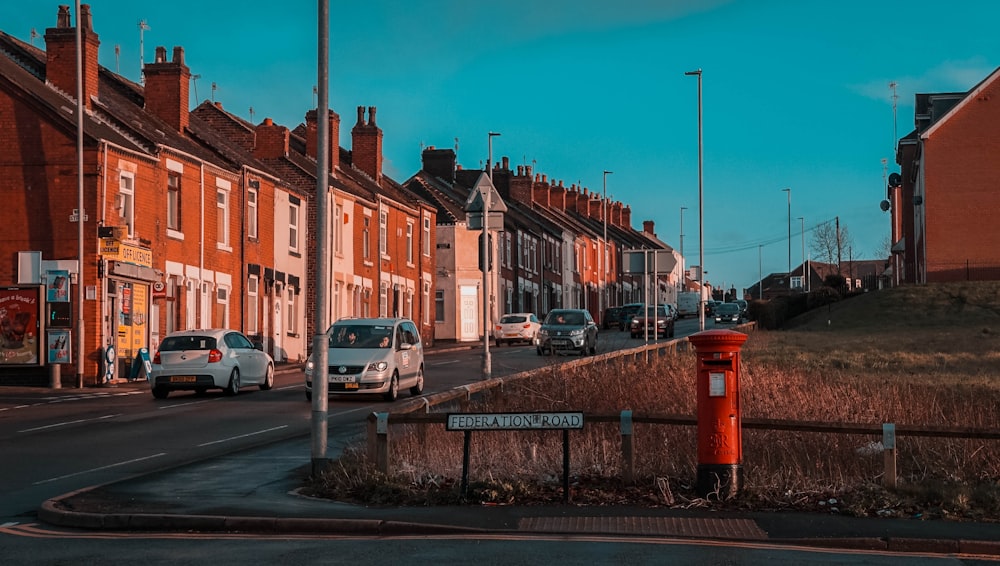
left=400, top=342, right=413, bottom=351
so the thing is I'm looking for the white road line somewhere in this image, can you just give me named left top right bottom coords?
left=430, top=359, right=460, bottom=365
left=197, top=425, right=289, bottom=447
left=18, top=414, right=122, bottom=433
left=157, top=398, right=216, bottom=409
left=33, top=453, right=167, bottom=485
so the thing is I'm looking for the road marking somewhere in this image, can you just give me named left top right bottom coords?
left=18, top=414, right=121, bottom=433
left=197, top=425, right=289, bottom=447
left=32, top=453, right=167, bottom=485
left=430, top=359, right=459, bottom=365
left=157, top=398, right=216, bottom=409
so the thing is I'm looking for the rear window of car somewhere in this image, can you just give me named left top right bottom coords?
left=159, top=335, right=217, bottom=351
left=501, top=315, right=527, bottom=324
left=718, top=304, right=740, bottom=314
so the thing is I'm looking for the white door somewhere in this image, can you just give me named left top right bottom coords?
left=459, top=285, right=478, bottom=342
left=272, top=286, right=283, bottom=362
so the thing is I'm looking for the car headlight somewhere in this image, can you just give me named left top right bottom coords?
left=569, top=328, right=584, bottom=336
left=304, top=355, right=315, bottom=376
left=367, top=361, right=389, bottom=372
left=537, top=329, right=549, bottom=338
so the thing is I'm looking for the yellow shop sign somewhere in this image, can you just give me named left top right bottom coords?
left=100, top=239, right=152, bottom=268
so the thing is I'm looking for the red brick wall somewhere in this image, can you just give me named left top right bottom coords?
left=923, top=79, right=1000, bottom=282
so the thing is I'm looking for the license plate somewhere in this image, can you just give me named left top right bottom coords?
left=170, top=376, right=196, bottom=383
left=329, top=375, right=355, bottom=383
left=504, top=333, right=519, bottom=337
left=343, top=382, right=359, bottom=389
left=552, top=340, right=570, bottom=347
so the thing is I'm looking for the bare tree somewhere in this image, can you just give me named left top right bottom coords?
left=876, top=233, right=892, bottom=259
left=810, top=220, right=853, bottom=274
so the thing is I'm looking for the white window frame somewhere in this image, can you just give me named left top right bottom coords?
left=247, top=275, right=259, bottom=335
left=363, top=216, right=371, bottom=261
left=422, top=214, right=431, bottom=257
left=286, top=286, right=298, bottom=335
left=379, top=209, right=388, bottom=257
left=216, top=285, right=230, bottom=329
left=334, top=203, right=344, bottom=256
left=247, top=183, right=258, bottom=239
left=118, top=172, right=135, bottom=238
left=216, top=183, right=230, bottom=250
left=289, top=202, right=300, bottom=253
left=167, top=171, right=182, bottom=236
left=406, top=220, right=414, bottom=265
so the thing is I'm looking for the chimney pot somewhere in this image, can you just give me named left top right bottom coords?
left=155, top=45, right=167, bottom=63
left=172, top=46, right=184, bottom=65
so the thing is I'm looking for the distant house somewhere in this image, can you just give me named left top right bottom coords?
left=893, top=67, right=1000, bottom=284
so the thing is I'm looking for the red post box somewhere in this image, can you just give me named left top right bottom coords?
left=689, top=329, right=748, bottom=499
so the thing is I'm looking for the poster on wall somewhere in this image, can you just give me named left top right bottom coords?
left=46, top=270, right=70, bottom=302
left=0, top=286, right=41, bottom=365
left=47, top=329, right=71, bottom=364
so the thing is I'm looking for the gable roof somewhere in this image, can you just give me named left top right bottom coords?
left=921, top=66, right=1000, bottom=140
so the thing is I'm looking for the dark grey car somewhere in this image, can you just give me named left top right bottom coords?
left=534, top=308, right=598, bottom=356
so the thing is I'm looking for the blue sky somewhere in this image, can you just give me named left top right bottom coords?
left=5, top=1, right=997, bottom=292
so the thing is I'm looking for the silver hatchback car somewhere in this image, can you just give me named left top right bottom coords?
left=305, top=318, right=424, bottom=402
left=149, top=329, right=274, bottom=399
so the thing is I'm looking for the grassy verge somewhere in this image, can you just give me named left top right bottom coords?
left=305, top=282, right=1000, bottom=520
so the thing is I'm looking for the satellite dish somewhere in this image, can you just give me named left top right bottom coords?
left=888, top=172, right=902, bottom=188
left=879, top=200, right=890, bottom=212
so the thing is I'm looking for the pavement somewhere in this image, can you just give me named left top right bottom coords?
left=33, top=346, right=1000, bottom=556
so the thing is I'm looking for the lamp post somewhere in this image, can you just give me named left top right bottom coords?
left=758, top=244, right=763, bottom=300
left=679, top=206, right=687, bottom=292
left=685, top=69, right=704, bottom=331
left=602, top=170, right=612, bottom=316
left=782, top=187, right=791, bottom=286
left=799, top=216, right=806, bottom=292
left=482, top=131, right=500, bottom=379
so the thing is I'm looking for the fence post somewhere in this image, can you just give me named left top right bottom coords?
left=371, top=412, right=389, bottom=474
left=620, top=410, right=634, bottom=484
left=882, top=423, right=896, bottom=489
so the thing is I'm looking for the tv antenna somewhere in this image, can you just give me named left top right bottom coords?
left=889, top=80, right=899, bottom=151
left=29, top=28, right=38, bottom=46
left=114, top=44, right=120, bottom=74
left=211, top=82, right=217, bottom=102
left=249, top=106, right=255, bottom=122
left=190, top=74, right=201, bottom=103
left=138, top=19, right=150, bottom=83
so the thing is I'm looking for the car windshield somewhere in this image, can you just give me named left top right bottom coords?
left=718, top=304, right=740, bottom=314
left=329, top=324, right=394, bottom=348
left=500, top=315, right=527, bottom=324
left=546, top=311, right=584, bottom=325
left=158, top=335, right=217, bottom=351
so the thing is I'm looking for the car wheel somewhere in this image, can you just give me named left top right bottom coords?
left=589, top=339, right=597, bottom=356
left=152, top=386, right=169, bottom=399
left=259, top=364, right=274, bottom=390
left=383, top=371, right=399, bottom=402
left=224, top=368, right=240, bottom=396
left=495, top=339, right=502, bottom=347
left=409, top=366, right=424, bottom=396
left=305, top=390, right=312, bottom=401
left=669, top=326, right=675, bottom=338
left=536, top=347, right=543, bottom=355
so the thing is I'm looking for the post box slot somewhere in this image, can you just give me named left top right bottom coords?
left=702, top=359, right=734, bottom=368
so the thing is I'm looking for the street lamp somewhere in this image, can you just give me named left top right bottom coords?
left=782, top=187, right=791, bottom=280
left=758, top=244, right=763, bottom=300
left=679, top=206, right=687, bottom=293
left=685, top=69, right=704, bottom=332
left=602, top=170, right=612, bottom=316
left=799, top=216, right=806, bottom=292
left=482, top=131, right=500, bottom=379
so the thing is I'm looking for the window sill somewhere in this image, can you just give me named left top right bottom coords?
left=167, top=229, right=184, bottom=240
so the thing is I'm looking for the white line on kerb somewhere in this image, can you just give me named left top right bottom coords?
left=33, top=453, right=167, bottom=485
left=197, top=425, right=289, bottom=447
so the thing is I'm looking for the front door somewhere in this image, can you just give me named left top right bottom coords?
left=459, top=285, right=478, bottom=342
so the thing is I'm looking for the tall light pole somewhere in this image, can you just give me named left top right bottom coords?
left=482, top=131, right=500, bottom=379
left=782, top=187, right=791, bottom=281
left=685, top=69, right=704, bottom=331
left=602, top=170, right=612, bottom=315
left=799, top=216, right=806, bottom=292
left=679, top=206, right=687, bottom=293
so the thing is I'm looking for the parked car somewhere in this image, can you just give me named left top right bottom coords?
left=628, top=304, right=675, bottom=339
left=731, top=299, right=749, bottom=317
left=494, top=312, right=541, bottom=346
left=535, top=308, right=598, bottom=356
left=705, top=300, right=720, bottom=316
left=602, top=306, right=626, bottom=330
left=618, top=303, right=644, bottom=330
left=714, top=302, right=743, bottom=324
left=304, top=318, right=424, bottom=402
left=149, top=329, right=274, bottom=399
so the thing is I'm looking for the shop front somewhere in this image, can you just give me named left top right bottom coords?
left=99, top=236, right=157, bottom=382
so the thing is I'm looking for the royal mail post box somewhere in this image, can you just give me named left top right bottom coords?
left=689, top=329, right=748, bottom=499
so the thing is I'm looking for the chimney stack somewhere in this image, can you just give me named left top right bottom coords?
left=305, top=108, right=341, bottom=172
left=143, top=46, right=191, bottom=131
left=351, top=106, right=383, bottom=181
left=253, top=117, right=289, bottom=159
left=422, top=147, right=456, bottom=183
left=643, top=220, right=655, bottom=236
left=45, top=4, right=100, bottom=109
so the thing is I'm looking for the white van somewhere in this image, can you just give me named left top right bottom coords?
left=677, top=292, right=701, bottom=318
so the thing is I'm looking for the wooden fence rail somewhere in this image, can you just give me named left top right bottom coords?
left=367, top=410, right=1000, bottom=490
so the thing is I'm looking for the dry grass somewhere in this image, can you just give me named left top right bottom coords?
left=305, top=282, right=1000, bottom=520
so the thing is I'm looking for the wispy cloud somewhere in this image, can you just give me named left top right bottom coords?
left=850, top=58, right=995, bottom=105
